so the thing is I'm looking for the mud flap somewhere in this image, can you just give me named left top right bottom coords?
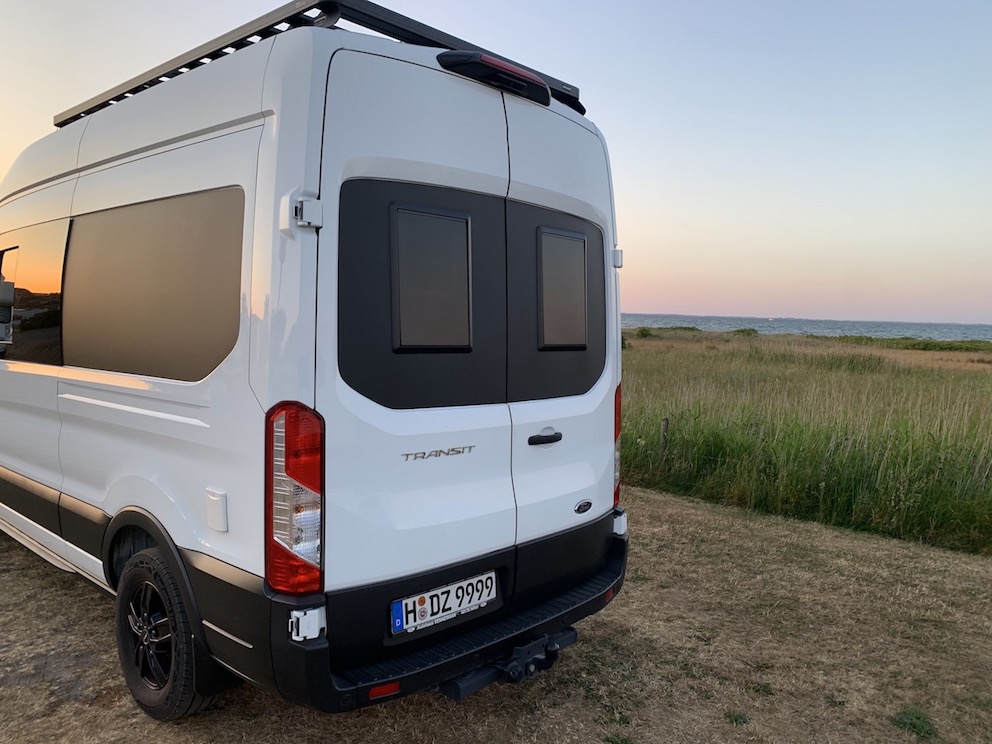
left=437, top=627, right=578, bottom=701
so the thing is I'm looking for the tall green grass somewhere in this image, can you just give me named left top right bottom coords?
left=622, top=332, right=992, bottom=553
left=821, top=335, right=992, bottom=353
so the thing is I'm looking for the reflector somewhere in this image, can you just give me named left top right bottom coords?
left=369, top=681, right=401, bottom=700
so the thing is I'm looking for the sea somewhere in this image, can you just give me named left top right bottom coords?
left=621, top=313, right=992, bottom=343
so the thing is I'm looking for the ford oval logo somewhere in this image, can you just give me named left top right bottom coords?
left=574, top=500, right=592, bottom=515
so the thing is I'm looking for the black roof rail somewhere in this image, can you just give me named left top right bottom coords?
left=330, top=0, right=583, bottom=114
left=54, top=0, right=584, bottom=128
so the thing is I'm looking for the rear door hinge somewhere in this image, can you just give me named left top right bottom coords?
left=294, top=197, right=323, bottom=229
left=289, top=607, right=326, bottom=641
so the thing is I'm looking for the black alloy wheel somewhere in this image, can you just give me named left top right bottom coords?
left=115, top=547, right=214, bottom=720
left=123, top=579, right=174, bottom=690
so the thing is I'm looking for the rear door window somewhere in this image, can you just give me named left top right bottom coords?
left=507, top=201, right=606, bottom=403
left=337, top=180, right=606, bottom=408
left=538, top=228, right=588, bottom=350
left=338, top=180, right=506, bottom=409
left=391, top=206, right=472, bottom=351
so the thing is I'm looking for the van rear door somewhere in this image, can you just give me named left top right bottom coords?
left=316, top=48, right=618, bottom=634
left=504, top=97, right=619, bottom=558
left=317, top=50, right=516, bottom=594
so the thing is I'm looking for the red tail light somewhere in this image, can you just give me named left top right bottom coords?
left=265, top=402, right=324, bottom=595
left=614, top=384, right=622, bottom=507
left=283, top=406, right=323, bottom=493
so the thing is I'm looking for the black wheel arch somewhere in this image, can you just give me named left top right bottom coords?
left=102, top=507, right=188, bottom=588
left=102, top=507, right=240, bottom=696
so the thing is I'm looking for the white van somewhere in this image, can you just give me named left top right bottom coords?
left=0, top=0, right=626, bottom=720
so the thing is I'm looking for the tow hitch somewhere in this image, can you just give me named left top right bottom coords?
left=438, top=627, right=578, bottom=701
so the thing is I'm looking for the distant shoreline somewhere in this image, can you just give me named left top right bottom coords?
left=623, top=325, right=992, bottom=353
left=621, top=312, right=992, bottom=343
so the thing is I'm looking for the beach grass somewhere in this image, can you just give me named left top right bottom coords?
left=621, top=328, right=992, bottom=553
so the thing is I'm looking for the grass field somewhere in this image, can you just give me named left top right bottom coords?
left=621, top=328, right=992, bottom=553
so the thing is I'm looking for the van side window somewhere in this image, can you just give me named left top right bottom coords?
left=62, top=188, right=244, bottom=381
left=538, top=228, right=587, bottom=350
left=0, top=220, right=69, bottom=366
left=391, top=205, right=472, bottom=351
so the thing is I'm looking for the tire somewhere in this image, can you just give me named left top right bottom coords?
left=115, top=547, right=215, bottom=720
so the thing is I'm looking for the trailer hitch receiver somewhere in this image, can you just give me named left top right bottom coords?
left=438, top=627, right=578, bottom=701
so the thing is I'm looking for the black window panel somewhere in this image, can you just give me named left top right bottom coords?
left=61, top=188, right=244, bottom=381
left=338, top=180, right=506, bottom=409
left=507, top=201, right=606, bottom=402
left=0, top=219, right=68, bottom=366
left=538, top=228, right=587, bottom=350
left=391, top=206, right=472, bottom=350
left=338, top=181, right=606, bottom=409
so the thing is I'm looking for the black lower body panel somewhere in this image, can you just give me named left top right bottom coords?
left=185, top=512, right=628, bottom=713
left=276, top=526, right=628, bottom=712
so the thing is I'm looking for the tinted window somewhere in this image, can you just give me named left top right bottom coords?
left=538, top=228, right=587, bottom=350
left=391, top=206, right=471, bottom=350
left=338, top=180, right=607, bottom=409
left=0, top=220, right=68, bottom=365
left=62, top=188, right=244, bottom=381
left=507, top=201, right=606, bottom=402
left=338, top=180, right=506, bottom=409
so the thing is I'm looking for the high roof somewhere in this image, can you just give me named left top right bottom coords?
left=55, top=0, right=584, bottom=128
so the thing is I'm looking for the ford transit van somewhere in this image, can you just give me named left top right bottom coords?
left=0, top=0, right=626, bottom=720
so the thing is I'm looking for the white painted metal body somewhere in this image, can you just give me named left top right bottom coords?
left=0, top=25, right=620, bottom=595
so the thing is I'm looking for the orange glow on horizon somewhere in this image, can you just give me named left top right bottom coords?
left=1, top=221, right=67, bottom=296
left=14, top=261, right=62, bottom=295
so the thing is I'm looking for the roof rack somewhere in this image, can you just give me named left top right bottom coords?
left=54, top=0, right=584, bottom=128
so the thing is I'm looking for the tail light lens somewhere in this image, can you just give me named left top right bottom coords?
left=614, top=384, right=622, bottom=507
left=266, top=402, right=324, bottom=595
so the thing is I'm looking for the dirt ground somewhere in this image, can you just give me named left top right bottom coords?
left=2, top=487, right=991, bottom=743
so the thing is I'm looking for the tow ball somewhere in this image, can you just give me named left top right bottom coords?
left=439, top=627, right=578, bottom=701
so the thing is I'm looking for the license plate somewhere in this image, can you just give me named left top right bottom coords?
left=390, top=571, right=497, bottom=635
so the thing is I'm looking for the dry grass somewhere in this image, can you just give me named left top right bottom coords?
left=4, top=487, right=992, bottom=742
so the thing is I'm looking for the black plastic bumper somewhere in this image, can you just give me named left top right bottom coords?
left=271, top=529, right=628, bottom=712
left=185, top=513, right=628, bottom=713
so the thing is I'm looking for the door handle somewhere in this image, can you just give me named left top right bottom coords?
left=528, top=432, right=563, bottom=446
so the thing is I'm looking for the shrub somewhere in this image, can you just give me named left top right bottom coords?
left=890, top=706, right=937, bottom=740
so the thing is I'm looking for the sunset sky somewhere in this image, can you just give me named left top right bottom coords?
left=1, top=1, right=989, bottom=324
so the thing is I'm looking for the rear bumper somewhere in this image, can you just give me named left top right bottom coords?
left=277, top=530, right=627, bottom=711
left=184, top=510, right=628, bottom=712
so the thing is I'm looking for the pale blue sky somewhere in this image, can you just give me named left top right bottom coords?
left=1, top=1, right=989, bottom=323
